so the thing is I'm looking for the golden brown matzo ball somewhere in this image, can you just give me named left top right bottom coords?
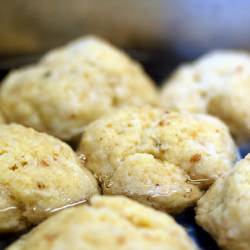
left=0, top=111, right=5, bottom=124
left=0, top=124, right=99, bottom=232
left=161, top=50, right=250, bottom=144
left=196, top=154, right=250, bottom=250
left=0, top=36, right=158, bottom=140
left=7, top=195, right=198, bottom=250
left=78, top=107, right=237, bottom=213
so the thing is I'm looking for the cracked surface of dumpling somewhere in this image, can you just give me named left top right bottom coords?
left=196, top=154, right=250, bottom=250
left=0, top=124, right=99, bottom=232
left=161, top=50, right=250, bottom=144
left=7, top=195, right=198, bottom=250
left=0, top=36, right=158, bottom=140
left=78, top=107, right=237, bottom=213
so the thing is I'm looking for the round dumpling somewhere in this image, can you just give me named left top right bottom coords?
left=161, top=50, right=250, bottom=144
left=0, top=36, right=158, bottom=141
left=0, top=124, right=99, bottom=232
left=78, top=107, right=237, bottom=213
left=7, top=195, right=198, bottom=250
left=196, top=154, right=250, bottom=250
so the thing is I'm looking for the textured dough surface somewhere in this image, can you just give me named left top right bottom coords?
left=7, top=195, right=197, bottom=250
left=0, top=124, right=99, bottom=232
left=0, top=36, right=158, bottom=140
left=79, top=107, right=237, bottom=213
left=161, top=50, right=250, bottom=144
left=196, top=154, right=250, bottom=250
